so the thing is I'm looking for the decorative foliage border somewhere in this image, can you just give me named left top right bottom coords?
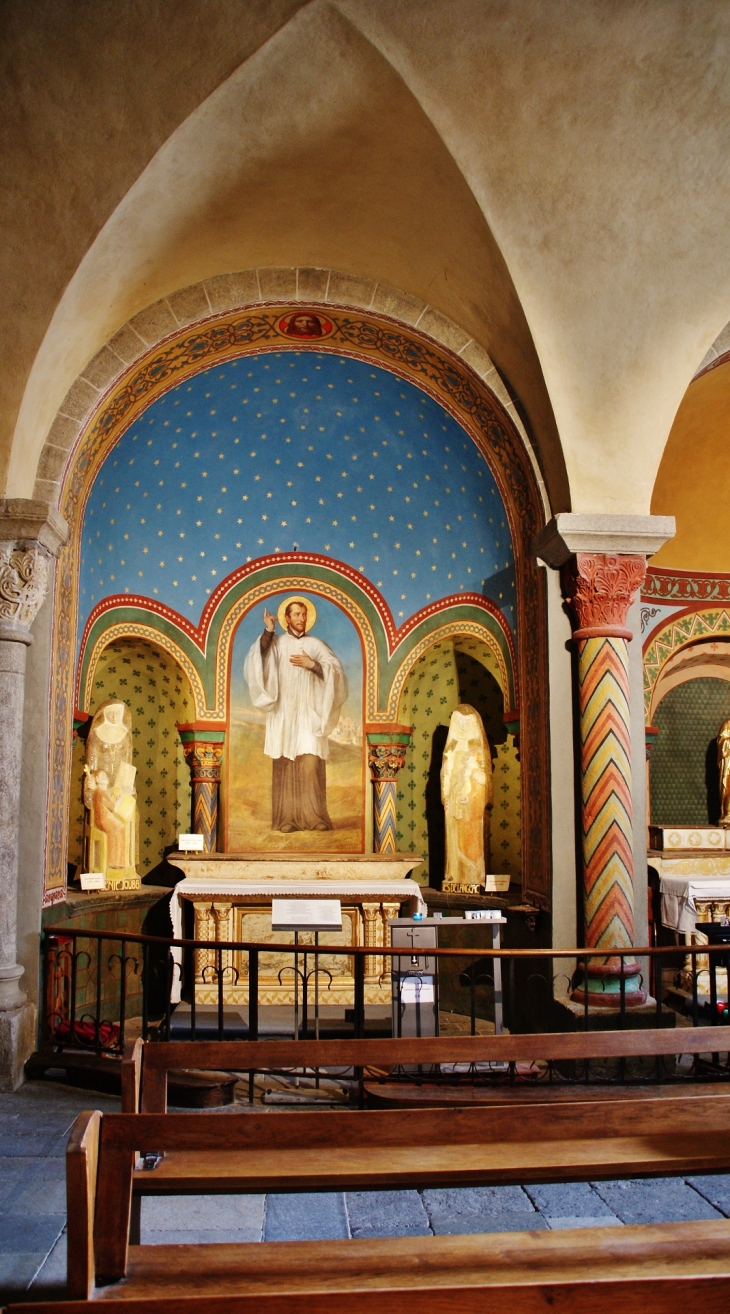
left=643, top=567, right=730, bottom=604
left=45, top=303, right=549, bottom=908
left=643, top=607, right=730, bottom=720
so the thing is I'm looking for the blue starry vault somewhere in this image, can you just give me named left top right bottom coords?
left=79, top=352, right=516, bottom=646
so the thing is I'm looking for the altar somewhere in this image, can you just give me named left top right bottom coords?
left=168, top=852, right=425, bottom=1006
left=649, top=827, right=730, bottom=993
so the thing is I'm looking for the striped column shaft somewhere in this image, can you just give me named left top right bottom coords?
left=192, top=777, right=219, bottom=852
left=366, top=728, right=411, bottom=855
left=561, top=553, right=647, bottom=1005
left=373, top=780, right=398, bottom=854
left=577, top=635, right=634, bottom=949
left=181, top=738, right=224, bottom=853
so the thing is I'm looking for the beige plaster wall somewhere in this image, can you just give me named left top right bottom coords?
left=6, top=1, right=730, bottom=523
left=3, top=0, right=561, bottom=512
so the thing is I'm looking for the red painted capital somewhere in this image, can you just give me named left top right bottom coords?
left=561, top=552, right=647, bottom=639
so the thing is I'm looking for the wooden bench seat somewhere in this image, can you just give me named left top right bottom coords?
left=122, top=1026, right=730, bottom=1113
left=84, top=1097, right=730, bottom=1281
left=8, top=1221, right=730, bottom=1311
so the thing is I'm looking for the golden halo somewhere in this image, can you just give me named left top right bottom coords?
left=276, top=596, right=317, bottom=632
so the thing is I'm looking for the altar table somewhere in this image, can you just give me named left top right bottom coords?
left=168, top=853, right=424, bottom=1007
left=649, top=849, right=730, bottom=993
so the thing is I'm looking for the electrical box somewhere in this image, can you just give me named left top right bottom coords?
left=389, top=917, right=458, bottom=1038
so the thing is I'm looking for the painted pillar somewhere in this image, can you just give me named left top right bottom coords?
left=366, top=725, right=412, bottom=854
left=0, top=501, right=68, bottom=1089
left=177, top=723, right=226, bottom=852
left=561, top=552, right=647, bottom=1005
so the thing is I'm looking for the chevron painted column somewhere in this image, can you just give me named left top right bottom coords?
left=178, top=723, right=226, bottom=852
left=561, top=553, right=647, bottom=1006
left=366, top=726, right=412, bottom=854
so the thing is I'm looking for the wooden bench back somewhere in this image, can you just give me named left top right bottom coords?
left=76, top=1096, right=730, bottom=1289
left=123, top=1026, right=730, bottom=1112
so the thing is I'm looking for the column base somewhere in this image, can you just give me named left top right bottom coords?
left=570, top=957, right=647, bottom=1008
left=0, top=1001, right=36, bottom=1092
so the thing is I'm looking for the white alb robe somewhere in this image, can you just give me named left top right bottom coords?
left=244, top=631, right=347, bottom=761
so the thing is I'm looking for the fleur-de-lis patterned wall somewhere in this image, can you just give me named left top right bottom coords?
left=396, top=639, right=521, bottom=885
left=68, top=639, right=192, bottom=875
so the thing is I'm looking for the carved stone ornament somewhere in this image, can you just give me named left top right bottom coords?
left=182, top=741, right=224, bottom=781
left=367, top=742, right=408, bottom=782
left=561, top=552, right=647, bottom=639
left=0, top=545, right=50, bottom=631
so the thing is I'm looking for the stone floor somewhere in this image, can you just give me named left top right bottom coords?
left=3, top=1080, right=730, bottom=1304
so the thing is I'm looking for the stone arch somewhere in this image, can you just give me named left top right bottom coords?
left=33, top=269, right=549, bottom=518
left=43, top=295, right=551, bottom=908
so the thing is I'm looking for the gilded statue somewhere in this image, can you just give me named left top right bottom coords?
left=719, top=718, right=730, bottom=825
left=83, top=700, right=139, bottom=888
left=441, top=704, right=493, bottom=893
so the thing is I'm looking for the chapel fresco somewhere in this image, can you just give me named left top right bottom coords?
left=58, top=319, right=545, bottom=899
left=228, top=591, right=364, bottom=852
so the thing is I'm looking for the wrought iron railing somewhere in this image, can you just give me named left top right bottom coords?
left=39, top=926, right=730, bottom=1090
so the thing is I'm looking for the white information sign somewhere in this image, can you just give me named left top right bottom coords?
left=80, top=872, right=107, bottom=891
left=400, top=976, right=435, bottom=1003
left=271, top=898, right=343, bottom=932
left=178, top=833, right=205, bottom=852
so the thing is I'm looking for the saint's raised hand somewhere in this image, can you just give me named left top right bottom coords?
left=263, top=607, right=276, bottom=632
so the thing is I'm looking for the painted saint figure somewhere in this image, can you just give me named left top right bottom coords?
left=441, top=703, right=493, bottom=893
left=244, top=597, right=347, bottom=832
left=83, top=700, right=139, bottom=886
left=719, top=718, right=730, bottom=825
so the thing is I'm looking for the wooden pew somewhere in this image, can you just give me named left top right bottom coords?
left=7, top=1106, right=730, bottom=1311
left=121, top=1026, right=730, bottom=1112
left=88, top=1097, right=730, bottom=1278
left=7, top=1237, right=730, bottom=1311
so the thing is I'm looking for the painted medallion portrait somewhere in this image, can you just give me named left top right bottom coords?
left=278, top=311, right=333, bottom=339
left=228, top=592, right=364, bottom=851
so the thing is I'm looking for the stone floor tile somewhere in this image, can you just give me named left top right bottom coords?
left=686, top=1175, right=730, bottom=1215
left=264, top=1193, right=349, bottom=1241
left=28, top=1232, right=67, bottom=1295
left=9, top=1171, right=67, bottom=1216
left=0, top=1253, right=50, bottom=1301
left=432, top=1210, right=547, bottom=1234
left=142, top=1195, right=264, bottom=1235
left=142, top=1229, right=264, bottom=1245
left=524, top=1182, right=618, bottom=1219
left=591, top=1178, right=723, bottom=1225
left=0, top=1216, right=64, bottom=1255
left=424, top=1186, right=536, bottom=1218
left=346, top=1190, right=431, bottom=1238
left=546, top=1217, right=624, bottom=1230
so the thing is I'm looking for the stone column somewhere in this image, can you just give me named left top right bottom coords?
left=0, top=500, right=68, bottom=1089
left=535, top=514, right=674, bottom=1008
left=366, top=725, right=412, bottom=853
left=177, top=724, right=226, bottom=852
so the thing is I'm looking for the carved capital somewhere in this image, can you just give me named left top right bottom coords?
left=182, top=741, right=224, bottom=781
left=367, top=742, right=408, bottom=782
left=0, top=545, right=50, bottom=636
left=561, top=552, right=647, bottom=639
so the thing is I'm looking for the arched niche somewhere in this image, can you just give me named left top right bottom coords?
left=45, top=299, right=549, bottom=907
left=395, top=633, right=520, bottom=888
left=70, top=636, right=193, bottom=879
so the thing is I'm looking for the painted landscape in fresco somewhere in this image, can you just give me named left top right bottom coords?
left=226, top=591, right=364, bottom=852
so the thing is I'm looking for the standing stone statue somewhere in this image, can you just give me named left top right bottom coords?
left=83, top=699, right=139, bottom=888
left=441, top=704, right=493, bottom=893
left=719, top=718, right=730, bottom=825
